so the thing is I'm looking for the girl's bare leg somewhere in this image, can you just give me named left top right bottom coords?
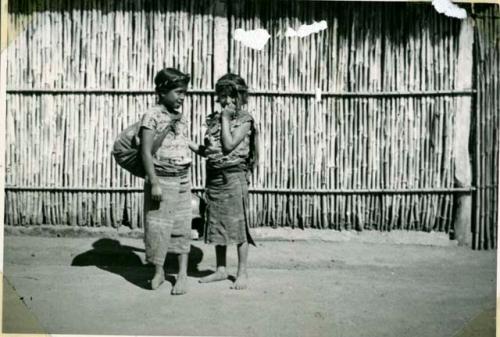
left=151, top=264, right=165, bottom=290
left=199, top=245, right=228, bottom=283
left=231, top=242, right=248, bottom=290
left=172, top=253, right=189, bottom=295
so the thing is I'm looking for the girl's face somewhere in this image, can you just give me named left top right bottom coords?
left=158, top=87, right=187, bottom=110
left=218, top=94, right=240, bottom=109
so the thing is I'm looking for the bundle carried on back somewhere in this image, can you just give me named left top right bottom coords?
left=112, top=120, right=171, bottom=178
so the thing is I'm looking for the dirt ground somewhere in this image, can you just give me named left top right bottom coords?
left=2, top=233, right=496, bottom=337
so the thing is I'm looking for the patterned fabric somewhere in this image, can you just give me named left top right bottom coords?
left=203, top=110, right=254, bottom=170
left=204, top=171, right=255, bottom=246
left=140, top=104, right=191, bottom=174
left=143, top=174, right=192, bottom=265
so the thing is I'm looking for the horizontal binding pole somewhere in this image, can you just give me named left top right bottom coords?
left=475, top=185, right=499, bottom=189
left=6, top=88, right=213, bottom=95
left=4, top=186, right=475, bottom=194
left=4, top=186, right=146, bottom=192
left=251, top=90, right=476, bottom=98
left=250, top=187, right=475, bottom=194
left=6, top=88, right=476, bottom=98
left=2, top=186, right=206, bottom=193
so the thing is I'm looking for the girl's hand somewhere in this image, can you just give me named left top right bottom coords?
left=189, top=141, right=206, bottom=156
left=151, top=183, right=162, bottom=201
left=222, top=98, right=236, bottom=119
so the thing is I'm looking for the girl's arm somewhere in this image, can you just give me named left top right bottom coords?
left=140, top=128, right=162, bottom=201
left=220, top=103, right=251, bottom=154
left=188, top=141, right=206, bottom=157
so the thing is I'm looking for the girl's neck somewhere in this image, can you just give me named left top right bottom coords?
left=163, top=104, right=180, bottom=115
left=221, top=106, right=244, bottom=115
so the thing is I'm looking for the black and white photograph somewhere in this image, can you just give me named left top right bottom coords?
left=0, top=0, right=498, bottom=336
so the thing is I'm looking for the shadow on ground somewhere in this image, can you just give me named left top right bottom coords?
left=71, top=238, right=212, bottom=289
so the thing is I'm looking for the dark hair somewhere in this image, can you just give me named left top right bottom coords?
left=215, top=73, right=257, bottom=172
left=248, top=122, right=259, bottom=174
left=154, top=68, right=190, bottom=92
left=215, top=73, right=249, bottom=105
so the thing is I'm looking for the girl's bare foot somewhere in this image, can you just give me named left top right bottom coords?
left=199, top=270, right=228, bottom=283
left=230, top=272, right=248, bottom=290
left=171, top=274, right=188, bottom=295
left=151, top=272, right=165, bottom=290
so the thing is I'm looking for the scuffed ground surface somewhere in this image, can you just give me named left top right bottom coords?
left=2, top=235, right=496, bottom=337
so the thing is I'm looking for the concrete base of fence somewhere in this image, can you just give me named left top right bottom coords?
left=4, top=225, right=457, bottom=247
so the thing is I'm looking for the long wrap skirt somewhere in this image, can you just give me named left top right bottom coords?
left=143, top=173, right=191, bottom=265
left=204, top=170, right=255, bottom=246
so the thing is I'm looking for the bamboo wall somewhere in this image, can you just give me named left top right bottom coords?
left=229, top=2, right=462, bottom=231
left=3, top=1, right=498, bottom=245
left=5, top=0, right=215, bottom=228
left=473, top=5, right=499, bottom=250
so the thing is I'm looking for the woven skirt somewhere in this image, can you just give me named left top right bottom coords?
left=204, top=170, right=255, bottom=246
left=143, top=173, right=191, bottom=265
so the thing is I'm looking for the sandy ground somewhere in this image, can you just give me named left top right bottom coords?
left=2, top=234, right=496, bottom=337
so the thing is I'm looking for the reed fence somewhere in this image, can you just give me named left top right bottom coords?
left=3, top=1, right=497, bottom=247
left=5, top=0, right=215, bottom=228
left=229, top=1, right=463, bottom=231
left=472, top=5, right=499, bottom=250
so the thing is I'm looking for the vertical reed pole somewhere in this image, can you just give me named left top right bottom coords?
left=213, top=0, right=228, bottom=81
left=1, top=0, right=8, bottom=243
left=453, top=18, right=474, bottom=246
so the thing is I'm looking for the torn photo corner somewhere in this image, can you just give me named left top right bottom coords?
left=233, top=28, right=271, bottom=50
left=232, top=20, right=329, bottom=50
left=286, top=20, right=328, bottom=38
left=431, top=0, right=467, bottom=19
